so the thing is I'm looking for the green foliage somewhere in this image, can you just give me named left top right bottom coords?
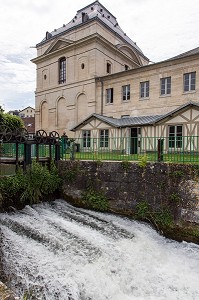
left=0, top=169, right=26, bottom=199
left=21, top=161, right=61, bottom=204
left=138, top=155, right=148, bottom=168
left=95, top=159, right=103, bottom=168
left=22, top=291, right=33, bottom=300
left=153, top=209, right=173, bottom=226
left=192, top=165, right=199, bottom=178
left=82, top=187, right=109, bottom=211
left=136, top=200, right=173, bottom=227
left=169, top=170, right=184, bottom=177
left=0, top=112, right=24, bottom=130
left=136, top=201, right=150, bottom=218
left=169, top=192, right=180, bottom=202
left=0, top=161, right=61, bottom=206
left=121, top=160, right=131, bottom=171
left=64, top=162, right=80, bottom=182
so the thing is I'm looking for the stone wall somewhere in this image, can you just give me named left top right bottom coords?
left=58, top=160, right=199, bottom=226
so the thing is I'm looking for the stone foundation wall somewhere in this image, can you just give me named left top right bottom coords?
left=58, top=161, right=199, bottom=225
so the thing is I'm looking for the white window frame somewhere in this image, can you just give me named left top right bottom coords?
left=183, top=72, right=196, bottom=92
left=106, top=88, right=113, bottom=104
left=160, top=77, right=171, bottom=95
left=82, top=130, right=91, bottom=148
left=100, top=129, right=109, bottom=148
left=140, top=81, right=149, bottom=98
left=168, top=125, right=183, bottom=149
left=122, top=84, right=130, bottom=101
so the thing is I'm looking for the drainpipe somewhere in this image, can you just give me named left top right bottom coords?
left=96, top=77, right=104, bottom=115
left=100, top=79, right=104, bottom=116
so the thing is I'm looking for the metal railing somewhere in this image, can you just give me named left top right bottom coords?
left=0, top=143, right=56, bottom=160
left=60, top=136, right=199, bottom=163
left=2, top=136, right=198, bottom=163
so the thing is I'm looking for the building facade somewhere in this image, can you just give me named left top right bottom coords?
left=19, top=106, right=35, bottom=118
left=32, top=0, right=148, bottom=136
left=32, top=1, right=199, bottom=154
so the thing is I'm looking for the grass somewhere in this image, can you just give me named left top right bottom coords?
left=2, top=143, right=199, bottom=163
left=62, top=151, right=199, bottom=163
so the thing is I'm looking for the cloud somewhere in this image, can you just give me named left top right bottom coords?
left=0, top=0, right=199, bottom=112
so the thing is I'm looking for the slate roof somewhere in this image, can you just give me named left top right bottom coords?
left=71, top=101, right=199, bottom=131
left=71, top=113, right=164, bottom=131
left=166, top=46, right=199, bottom=61
left=22, top=117, right=35, bottom=134
left=38, top=1, right=143, bottom=55
left=92, top=114, right=164, bottom=127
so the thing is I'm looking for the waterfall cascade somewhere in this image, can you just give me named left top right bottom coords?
left=0, top=199, right=199, bottom=300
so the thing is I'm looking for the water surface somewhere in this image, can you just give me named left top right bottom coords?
left=0, top=199, right=198, bottom=300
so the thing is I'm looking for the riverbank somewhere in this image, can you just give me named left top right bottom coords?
left=58, top=160, right=199, bottom=244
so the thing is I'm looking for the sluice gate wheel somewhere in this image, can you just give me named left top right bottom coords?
left=14, top=128, right=29, bottom=143
left=0, top=125, right=12, bottom=142
left=49, top=131, right=60, bottom=144
left=35, top=129, right=47, bottom=143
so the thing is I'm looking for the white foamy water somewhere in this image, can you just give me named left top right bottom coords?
left=0, top=199, right=198, bottom=300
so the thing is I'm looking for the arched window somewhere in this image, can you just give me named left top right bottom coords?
left=59, top=57, right=66, bottom=84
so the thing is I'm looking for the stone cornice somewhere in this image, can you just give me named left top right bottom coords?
left=31, top=32, right=142, bottom=66
left=95, top=52, right=199, bottom=82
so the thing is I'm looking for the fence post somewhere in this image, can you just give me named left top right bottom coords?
left=158, top=138, right=164, bottom=162
left=24, top=143, right=32, bottom=171
left=55, top=144, right=60, bottom=162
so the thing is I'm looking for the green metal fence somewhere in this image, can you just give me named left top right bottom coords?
left=60, top=136, right=199, bottom=163
left=0, top=143, right=56, bottom=160
left=1, top=136, right=198, bottom=163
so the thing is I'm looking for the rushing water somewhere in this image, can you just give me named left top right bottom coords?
left=0, top=200, right=199, bottom=300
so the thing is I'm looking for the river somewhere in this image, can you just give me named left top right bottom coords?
left=0, top=199, right=198, bottom=300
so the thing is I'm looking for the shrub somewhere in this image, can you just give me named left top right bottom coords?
left=138, top=155, right=148, bottom=168
left=0, top=161, right=62, bottom=207
left=82, top=187, right=109, bottom=211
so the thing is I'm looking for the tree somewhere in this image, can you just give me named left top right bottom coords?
left=0, top=111, right=24, bottom=131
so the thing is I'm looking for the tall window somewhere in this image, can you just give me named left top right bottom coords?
left=59, top=57, right=66, bottom=84
left=100, top=129, right=109, bottom=147
left=140, top=81, right=149, bottom=98
left=184, top=72, right=196, bottom=92
left=122, top=84, right=130, bottom=101
left=107, top=63, right=111, bottom=74
left=160, top=77, right=171, bottom=95
left=106, top=88, right=113, bottom=104
left=82, top=130, right=91, bottom=148
left=169, top=125, right=182, bottom=148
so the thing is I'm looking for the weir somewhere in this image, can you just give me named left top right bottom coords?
left=0, top=200, right=199, bottom=300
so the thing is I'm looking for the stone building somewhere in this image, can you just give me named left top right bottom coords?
left=32, top=0, right=148, bottom=135
left=19, top=106, right=35, bottom=118
left=32, top=1, right=199, bottom=154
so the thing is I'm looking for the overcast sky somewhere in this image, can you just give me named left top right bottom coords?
left=0, top=0, right=199, bottom=112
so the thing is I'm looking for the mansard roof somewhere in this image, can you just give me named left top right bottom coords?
left=38, top=1, right=144, bottom=56
left=71, top=101, right=199, bottom=131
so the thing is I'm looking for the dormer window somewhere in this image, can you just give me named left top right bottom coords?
left=59, top=57, right=66, bottom=84
left=82, top=12, right=89, bottom=23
